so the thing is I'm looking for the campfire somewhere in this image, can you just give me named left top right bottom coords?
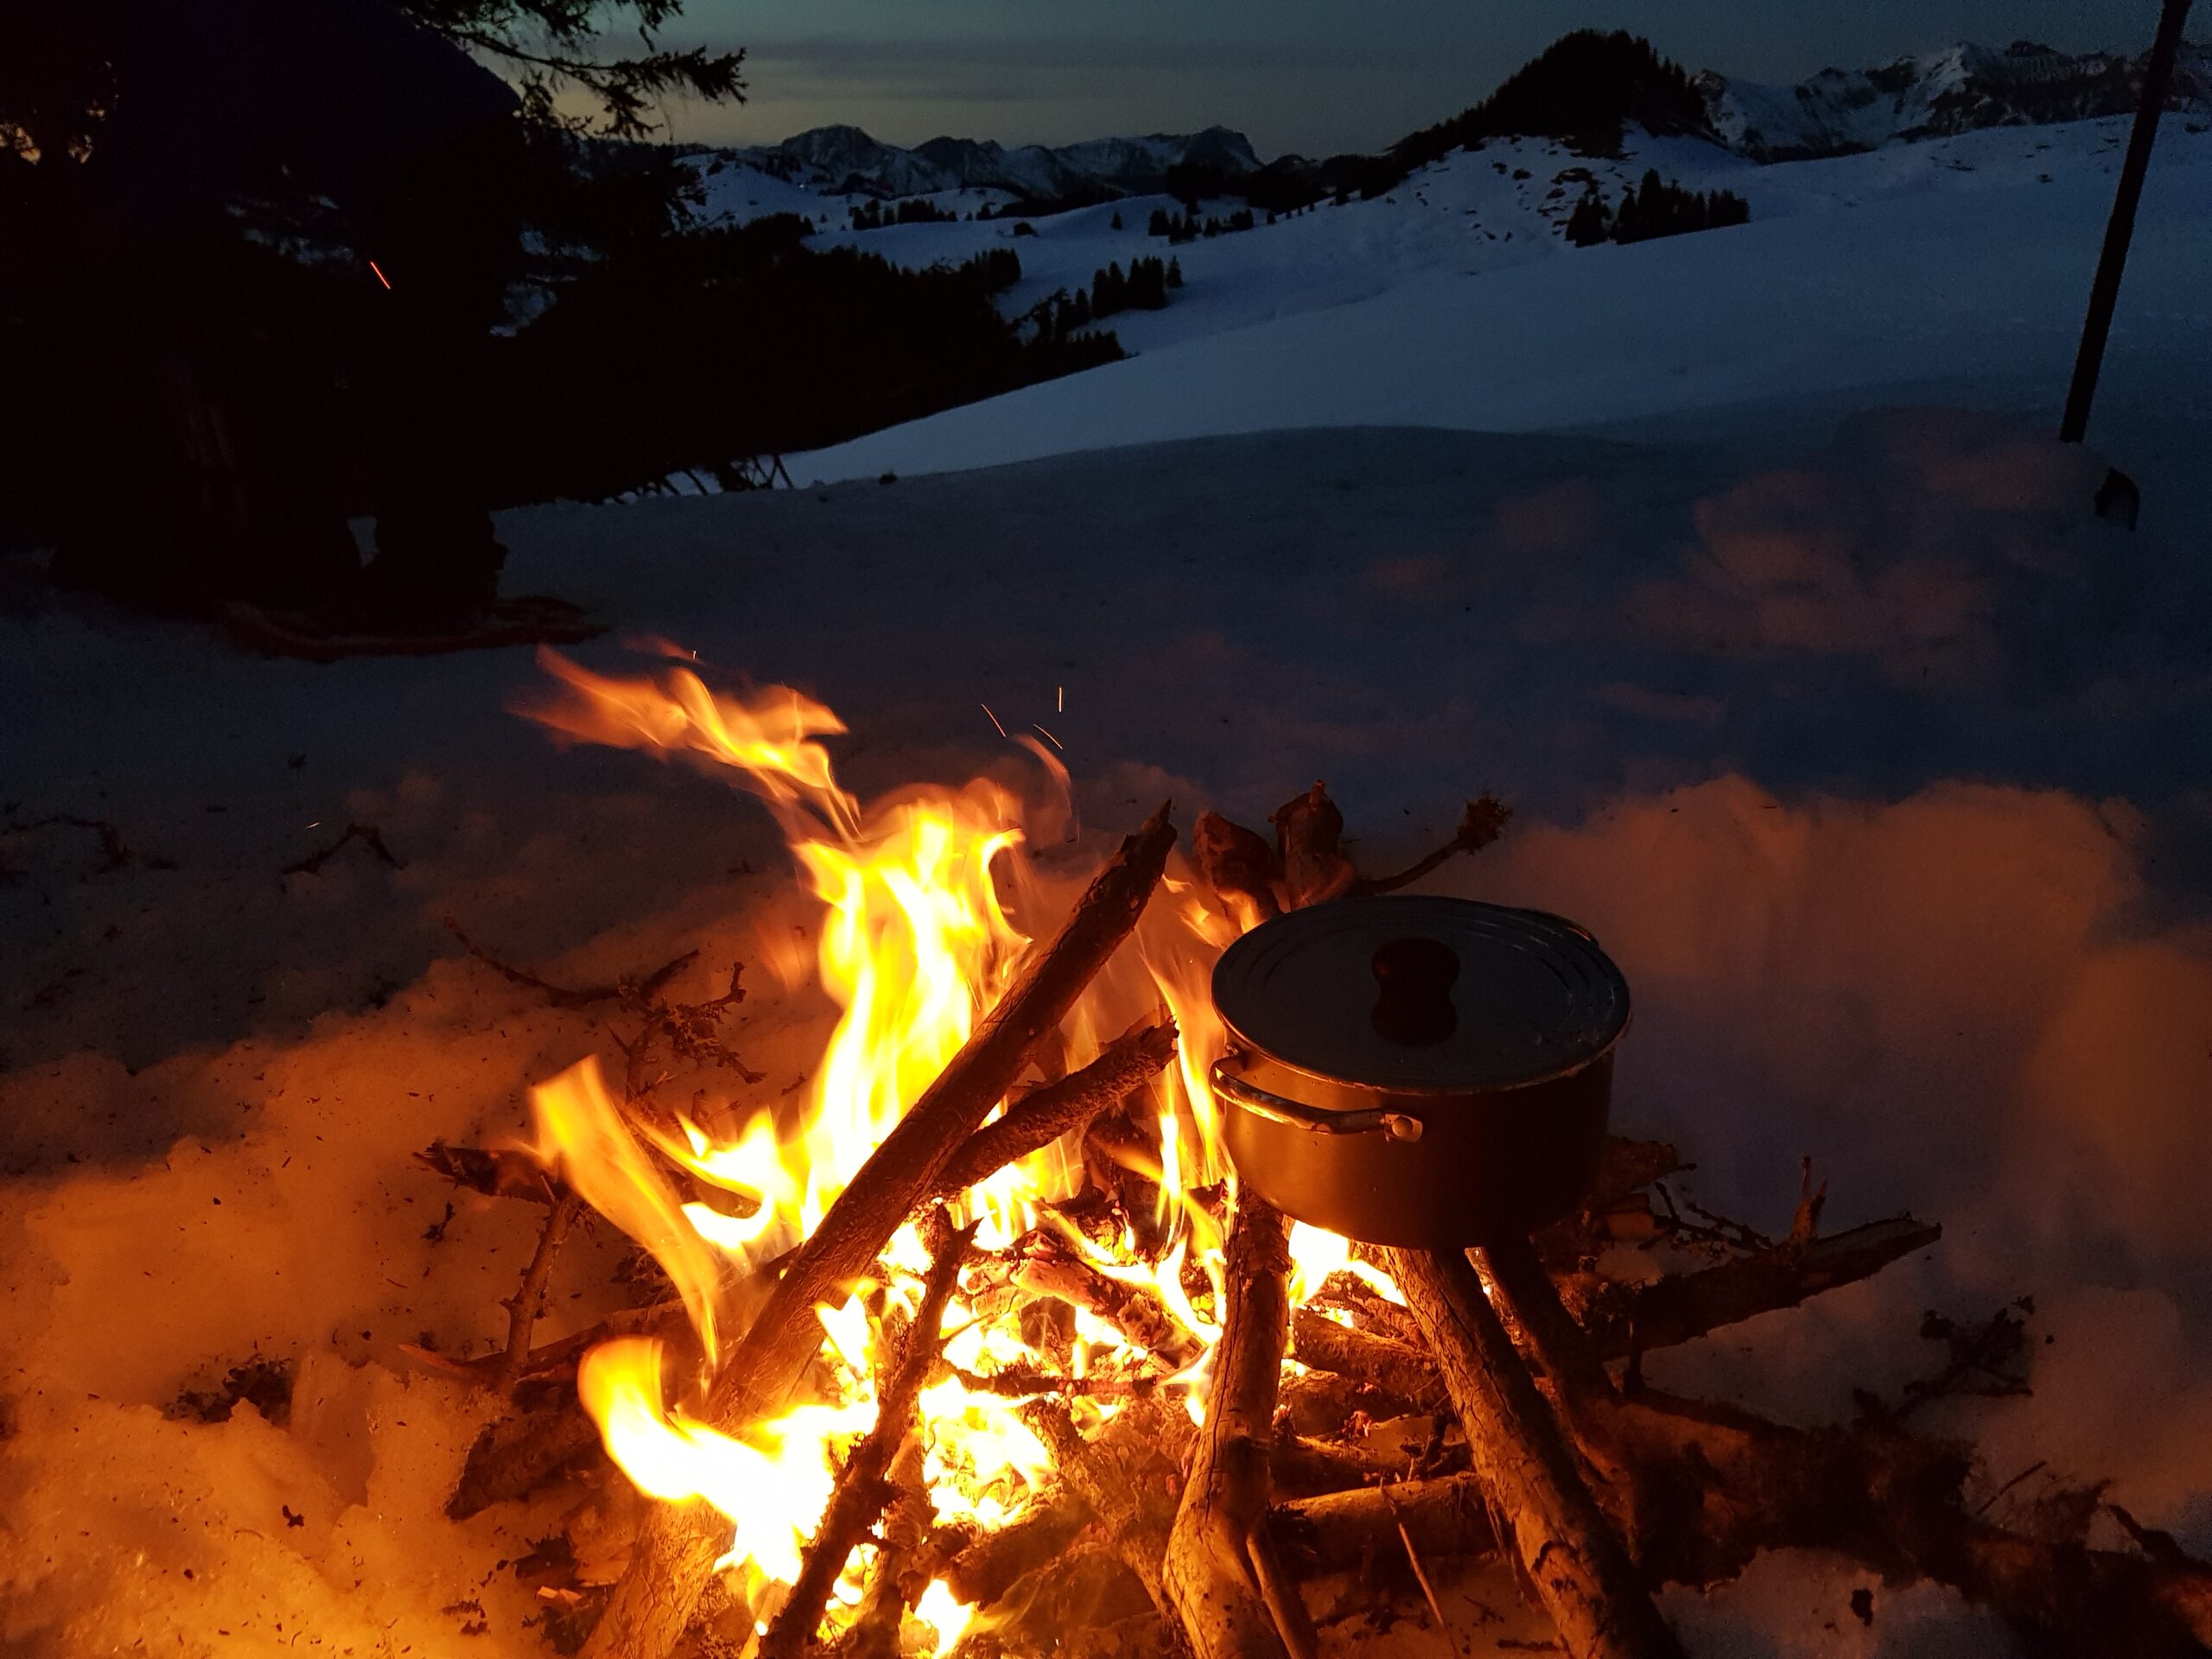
left=406, top=648, right=2212, bottom=1659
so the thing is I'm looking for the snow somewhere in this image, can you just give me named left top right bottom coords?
left=787, top=118, right=2211, bottom=483
left=5, top=98, right=2212, bottom=1659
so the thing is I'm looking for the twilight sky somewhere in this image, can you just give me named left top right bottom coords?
left=652, top=0, right=2146, bottom=157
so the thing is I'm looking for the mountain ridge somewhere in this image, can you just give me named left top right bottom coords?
left=696, top=34, right=2211, bottom=204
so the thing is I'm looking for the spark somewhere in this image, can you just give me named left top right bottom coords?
left=368, top=259, right=391, bottom=291
left=1031, top=724, right=1063, bottom=751
left=980, top=703, right=1007, bottom=738
left=1057, top=685, right=1064, bottom=713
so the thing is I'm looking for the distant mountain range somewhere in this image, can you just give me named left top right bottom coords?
left=727, top=124, right=1262, bottom=203
left=701, top=35, right=2209, bottom=205
left=1705, top=38, right=2212, bottom=161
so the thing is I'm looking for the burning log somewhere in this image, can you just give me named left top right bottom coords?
left=758, top=1218, right=976, bottom=1659
left=1163, top=1189, right=1319, bottom=1659
left=1382, top=1245, right=1682, bottom=1659
left=580, top=803, right=1177, bottom=1659
left=1015, top=1241, right=1204, bottom=1370
left=1083, top=1109, right=1167, bottom=1255
left=944, top=1492, right=1091, bottom=1608
left=1022, top=1395, right=1194, bottom=1611
left=1287, top=1309, right=1442, bottom=1408
left=931, top=1016, right=1179, bottom=1201
left=1192, top=810, right=1280, bottom=929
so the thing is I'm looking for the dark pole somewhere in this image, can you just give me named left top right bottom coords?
left=2060, top=0, right=2195, bottom=443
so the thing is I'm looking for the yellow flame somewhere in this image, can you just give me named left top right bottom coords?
left=516, top=657, right=1260, bottom=1609
left=527, top=1058, right=725, bottom=1363
left=579, top=1338, right=873, bottom=1583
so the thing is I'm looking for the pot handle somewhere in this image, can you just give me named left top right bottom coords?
left=1210, top=1058, right=1424, bottom=1141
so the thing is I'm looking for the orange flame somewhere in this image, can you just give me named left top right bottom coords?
left=514, top=652, right=1366, bottom=1645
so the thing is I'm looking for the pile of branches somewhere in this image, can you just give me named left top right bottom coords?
left=414, top=789, right=2212, bottom=1659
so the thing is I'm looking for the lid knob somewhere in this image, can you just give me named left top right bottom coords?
left=1370, top=935, right=1459, bottom=1047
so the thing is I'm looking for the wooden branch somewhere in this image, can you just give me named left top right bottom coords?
left=1604, top=1387, right=2212, bottom=1652
left=1025, top=1396, right=1194, bottom=1611
left=1271, top=784, right=1356, bottom=910
left=1192, top=810, right=1280, bottom=928
left=1478, top=1233, right=1626, bottom=1454
left=1382, top=1246, right=1682, bottom=1659
left=416, top=1141, right=557, bottom=1203
left=499, top=1191, right=585, bottom=1389
left=443, top=914, right=697, bottom=1009
left=1164, top=1190, right=1317, bottom=1659
left=1274, top=1473, right=1497, bottom=1577
left=931, top=1016, right=1178, bottom=1200
left=1271, top=1427, right=1462, bottom=1497
left=1288, top=1309, right=1443, bottom=1408
left=580, top=803, right=1176, bottom=1659
left=1016, top=1243, right=1205, bottom=1370
left=1351, top=795, right=1513, bottom=896
left=944, top=1489, right=1092, bottom=1607
left=285, top=821, right=403, bottom=875
left=758, top=1220, right=973, bottom=1659
left=447, top=1398, right=602, bottom=1520
left=1591, top=1217, right=1942, bottom=1363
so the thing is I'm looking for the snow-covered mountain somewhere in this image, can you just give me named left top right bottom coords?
left=721, top=124, right=1261, bottom=202
left=1701, top=39, right=2212, bottom=162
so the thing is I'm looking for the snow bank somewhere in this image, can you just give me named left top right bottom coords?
left=3, top=410, right=2209, bottom=1651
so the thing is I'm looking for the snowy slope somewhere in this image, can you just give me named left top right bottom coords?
left=790, top=117, right=2210, bottom=481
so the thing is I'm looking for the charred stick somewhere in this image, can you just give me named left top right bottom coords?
left=1350, top=795, right=1513, bottom=896
left=1164, top=1189, right=1318, bottom=1659
left=1382, top=1246, right=1682, bottom=1659
left=417, top=1141, right=558, bottom=1203
left=1192, top=810, right=1281, bottom=928
left=1271, top=783, right=1356, bottom=911
left=582, top=803, right=1176, bottom=1659
left=759, top=1219, right=976, bottom=1659
left=949, top=1362, right=1160, bottom=1400
left=1016, top=1245, right=1204, bottom=1370
left=447, top=1396, right=604, bottom=1520
left=285, top=821, right=403, bottom=875
left=444, top=914, right=695, bottom=1008
left=1602, top=1217, right=1942, bottom=1361
left=931, top=1017, right=1178, bottom=1200
left=842, top=1437, right=938, bottom=1659
left=499, top=1190, right=586, bottom=1390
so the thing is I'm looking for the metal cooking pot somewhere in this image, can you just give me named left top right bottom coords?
left=1210, top=894, right=1630, bottom=1248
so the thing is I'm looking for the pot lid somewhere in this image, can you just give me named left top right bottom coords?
left=1211, top=895, right=1630, bottom=1094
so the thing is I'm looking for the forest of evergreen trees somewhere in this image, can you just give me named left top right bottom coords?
left=1032, top=254, right=1179, bottom=340
left=1147, top=207, right=1256, bottom=244
left=1564, top=170, right=1751, bottom=246
left=848, top=196, right=958, bottom=230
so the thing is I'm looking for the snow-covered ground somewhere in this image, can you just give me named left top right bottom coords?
left=4, top=105, right=2212, bottom=1659
left=779, top=117, right=2210, bottom=481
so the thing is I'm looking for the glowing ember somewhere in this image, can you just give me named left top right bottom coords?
left=514, top=650, right=1381, bottom=1648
